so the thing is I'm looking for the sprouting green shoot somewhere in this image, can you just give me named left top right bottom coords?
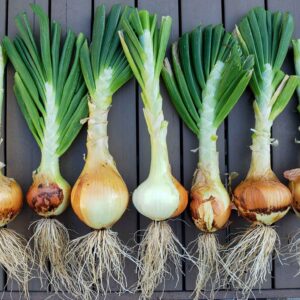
left=162, top=24, right=253, bottom=136
left=2, top=4, right=87, bottom=156
left=80, top=4, right=132, bottom=101
left=236, top=7, right=300, bottom=121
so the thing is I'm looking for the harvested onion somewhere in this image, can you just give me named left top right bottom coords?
left=162, top=24, right=253, bottom=297
left=68, top=5, right=134, bottom=299
left=3, top=4, right=88, bottom=293
left=225, top=7, right=299, bottom=298
left=119, top=8, right=189, bottom=299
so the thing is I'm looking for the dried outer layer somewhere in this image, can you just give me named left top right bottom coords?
left=233, top=178, right=292, bottom=225
left=0, top=176, right=23, bottom=227
left=71, top=162, right=129, bottom=230
left=27, top=173, right=70, bottom=217
left=284, top=168, right=300, bottom=216
left=171, top=176, right=188, bottom=218
left=190, top=169, right=231, bottom=233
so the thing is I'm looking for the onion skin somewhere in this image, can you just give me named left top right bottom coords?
left=284, top=168, right=300, bottom=216
left=233, top=177, right=292, bottom=225
left=0, top=176, right=23, bottom=227
left=27, top=173, right=70, bottom=217
left=71, top=162, right=129, bottom=230
left=171, top=177, right=188, bottom=218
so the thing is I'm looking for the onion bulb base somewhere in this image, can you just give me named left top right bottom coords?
left=190, top=233, right=226, bottom=300
left=136, top=221, right=189, bottom=299
left=66, top=229, right=136, bottom=299
left=28, top=218, right=74, bottom=294
left=0, top=228, right=32, bottom=298
left=224, top=224, right=280, bottom=299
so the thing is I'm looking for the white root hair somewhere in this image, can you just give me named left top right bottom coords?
left=283, top=229, right=300, bottom=276
left=224, top=224, right=280, bottom=299
left=67, top=228, right=136, bottom=300
left=190, top=233, right=225, bottom=300
left=0, top=228, right=32, bottom=298
left=28, top=218, right=75, bottom=296
left=136, top=221, right=189, bottom=300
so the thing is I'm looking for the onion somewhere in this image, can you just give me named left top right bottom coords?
left=224, top=8, right=299, bottom=298
left=67, top=5, right=135, bottom=299
left=162, top=23, right=253, bottom=297
left=120, top=9, right=191, bottom=299
left=3, top=4, right=88, bottom=293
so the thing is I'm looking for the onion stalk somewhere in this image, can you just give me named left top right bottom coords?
left=119, top=9, right=188, bottom=299
left=68, top=5, right=134, bottom=299
left=283, top=39, right=300, bottom=273
left=162, top=24, right=253, bottom=298
left=3, top=4, right=88, bottom=293
left=0, top=42, right=32, bottom=297
left=225, top=7, right=299, bottom=297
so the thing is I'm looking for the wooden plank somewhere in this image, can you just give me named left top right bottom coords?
left=93, top=0, right=138, bottom=290
left=223, top=0, right=272, bottom=291
left=137, top=0, right=182, bottom=292
left=3, top=288, right=300, bottom=299
left=0, top=0, right=7, bottom=292
left=267, top=0, right=300, bottom=289
left=180, top=0, right=225, bottom=291
left=6, top=0, right=49, bottom=292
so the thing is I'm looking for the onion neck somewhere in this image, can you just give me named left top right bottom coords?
left=85, top=97, right=115, bottom=170
left=247, top=65, right=275, bottom=180
left=38, top=83, right=61, bottom=179
left=197, top=61, right=224, bottom=185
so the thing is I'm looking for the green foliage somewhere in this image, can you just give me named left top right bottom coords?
left=80, top=4, right=132, bottom=99
left=3, top=4, right=87, bottom=156
left=236, top=7, right=298, bottom=118
left=162, top=24, right=253, bottom=135
left=119, top=7, right=172, bottom=95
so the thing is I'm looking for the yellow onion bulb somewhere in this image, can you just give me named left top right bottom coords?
left=27, top=173, right=70, bottom=217
left=284, top=168, right=300, bottom=216
left=233, top=176, right=292, bottom=225
left=190, top=170, right=231, bottom=233
left=0, top=175, right=23, bottom=227
left=71, top=162, right=129, bottom=230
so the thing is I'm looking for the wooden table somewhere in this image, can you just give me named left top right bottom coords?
left=0, top=0, right=300, bottom=298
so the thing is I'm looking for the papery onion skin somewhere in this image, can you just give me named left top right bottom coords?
left=171, top=177, right=188, bottom=218
left=0, top=177, right=23, bottom=227
left=233, top=177, right=292, bottom=225
left=27, top=173, right=70, bottom=217
left=190, top=185, right=231, bottom=233
left=284, top=168, right=300, bottom=216
left=71, top=162, right=129, bottom=230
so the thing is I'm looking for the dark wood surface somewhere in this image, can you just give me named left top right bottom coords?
left=1, top=0, right=300, bottom=298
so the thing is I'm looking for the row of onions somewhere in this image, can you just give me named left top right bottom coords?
left=0, top=3, right=300, bottom=300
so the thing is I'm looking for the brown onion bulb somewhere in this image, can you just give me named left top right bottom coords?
left=233, top=175, right=292, bottom=225
left=190, top=169, right=231, bottom=233
left=284, top=168, right=300, bottom=216
left=27, top=173, right=70, bottom=217
left=0, top=175, right=23, bottom=227
left=71, top=162, right=129, bottom=230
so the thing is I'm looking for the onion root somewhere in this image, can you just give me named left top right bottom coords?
left=136, top=221, right=186, bottom=299
left=191, top=233, right=225, bottom=300
left=29, top=218, right=74, bottom=294
left=67, top=229, right=135, bottom=299
left=225, top=224, right=279, bottom=299
left=0, top=228, right=32, bottom=298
